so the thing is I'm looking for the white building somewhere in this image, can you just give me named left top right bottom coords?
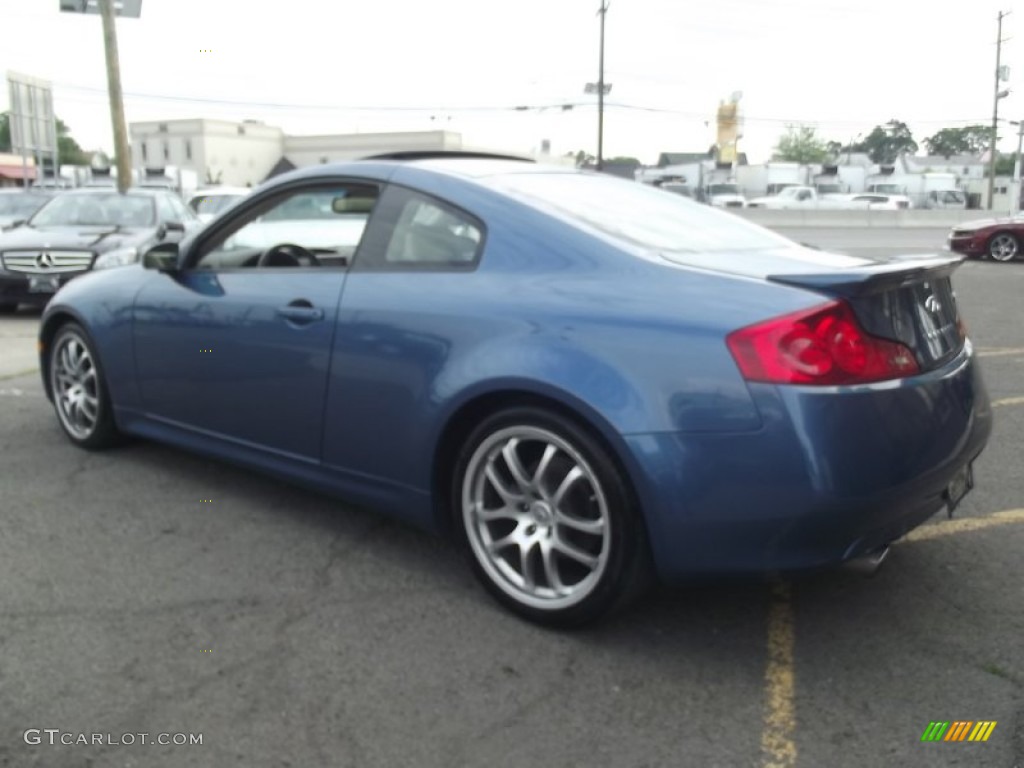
left=128, top=119, right=466, bottom=187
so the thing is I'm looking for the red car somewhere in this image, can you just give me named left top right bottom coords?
left=947, top=215, right=1023, bottom=262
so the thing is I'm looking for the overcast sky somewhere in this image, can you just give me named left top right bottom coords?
left=1, top=0, right=1021, bottom=164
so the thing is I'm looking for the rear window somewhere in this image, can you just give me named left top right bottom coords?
left=489, top=172, right=795, bottom=253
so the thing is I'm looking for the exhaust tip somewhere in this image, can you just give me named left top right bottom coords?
left=842, top=545, right=890, bottom=577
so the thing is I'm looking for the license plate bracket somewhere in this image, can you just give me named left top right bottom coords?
left=943, top=462, right=974, bottom=517
left=28, top=276, right=60, bottom=293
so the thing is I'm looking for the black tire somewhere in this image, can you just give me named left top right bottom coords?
left=452, top=406, right=653, bottom=628
left=987, top=232, right=1020, bottom=262
left=49, top=322, right=123, bottom=450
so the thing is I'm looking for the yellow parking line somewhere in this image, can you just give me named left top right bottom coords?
left=903, top=509, right=1024, bottom=543
left=992, top=396, right=1024, bottom=408
left=761, top=580, right=797, bottom=768
left=977, top=347, right=1024, bottom=358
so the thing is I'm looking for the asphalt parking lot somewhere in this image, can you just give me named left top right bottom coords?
left=1, top=228, right=1021, bottom=768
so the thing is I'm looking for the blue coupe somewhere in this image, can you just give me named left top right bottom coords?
left=38, top=153, right=992, bottom=626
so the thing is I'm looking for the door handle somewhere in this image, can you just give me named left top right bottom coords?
left=276, top=301, right=324, bottom=324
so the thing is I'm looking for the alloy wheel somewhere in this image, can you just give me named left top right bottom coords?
left=461, top=425, right=611, bottom=611
left=51, top=332, right=101, bottom=441
left=989, top=233, right=1019, bottom=262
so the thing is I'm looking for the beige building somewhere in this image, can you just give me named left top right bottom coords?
left=129, top=119, right=465, bottom=187
left=0, top=152, right=38, bottom=187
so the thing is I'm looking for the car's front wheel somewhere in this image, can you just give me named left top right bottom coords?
left=49, top=322, right=122, bottom=450
left=988, top=232, right=1019, bottom=262
left=453, top=407, right=652, bottom=627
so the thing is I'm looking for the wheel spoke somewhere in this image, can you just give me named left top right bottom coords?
left=476, top=503, right=520, bottom=523
left=555, top=510, right=605, bottom=536
left=554, top=537, right=599, bottom=569
left=533, top=443, right=558, bottom=493
left=484, top=463, right=524, bottom=505
left=553, top=465, right=584, bottom=506
left=501, top=439, right=533, bottom=493
left=540, top=540, right=566, bottom=594
left=518, top=540, right=538, bottom=591
left=60, top=345, right=74, bottom=377
left=488, top=530, right=519, bottom=553
left=69, top=341, right=84, bottom=374
left=81, top=394, right=98, bottom=422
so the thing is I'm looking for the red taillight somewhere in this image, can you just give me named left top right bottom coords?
left=726, top=300, right=920, bottom=385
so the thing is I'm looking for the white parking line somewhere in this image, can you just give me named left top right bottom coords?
left=992, top=396, right=1024, bottom=409
left=977, top=347, right=1024, bottom=358
left=0, top=388, right=26, bottom=396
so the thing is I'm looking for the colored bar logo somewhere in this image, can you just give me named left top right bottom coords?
left=921, top=721, right=997, bottom=742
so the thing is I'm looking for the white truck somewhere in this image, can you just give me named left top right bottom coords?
left=867, top=174, right=966, bottom=209
left=703, top=181, right=747, bottom=208
left=746, top=186, right=847, bottom=209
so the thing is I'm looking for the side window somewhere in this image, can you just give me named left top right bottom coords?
left=193, top=182, right=380, bottom=271
left=155, top=195, right=178, bottom=223
left=168, top=195, right=194, bottom=222
left=356, top=186, right=483, bottom=271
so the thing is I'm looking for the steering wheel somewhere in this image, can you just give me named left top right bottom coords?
left=257, top=243, right=321, bottom=268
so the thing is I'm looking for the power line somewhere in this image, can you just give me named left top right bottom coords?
left=43, top=81, right=992, bottom=131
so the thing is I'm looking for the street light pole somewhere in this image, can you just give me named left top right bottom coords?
left=596, top=0, right=608, bottom=172
left=987, top=10, right=1011, bottom=210
left=1011, top=120, right=1024, bottom=216
left=99, top=0, right=131, bottom=193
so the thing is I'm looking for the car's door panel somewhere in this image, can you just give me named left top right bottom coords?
left=133, top=270, right=345, bottom=460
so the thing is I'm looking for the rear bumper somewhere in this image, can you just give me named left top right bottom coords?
left=624, top=344, right=992, bottom=581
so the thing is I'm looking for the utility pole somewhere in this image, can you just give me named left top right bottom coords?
left=596, top=0, right=608, bottom=172
left=99, top=0, right=132, bottom=193
left=987, top=10, right=1011, bottom=210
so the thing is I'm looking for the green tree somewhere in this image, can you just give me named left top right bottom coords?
left=852, top=120, right=918, bottom=164
left=773, top=125, right=830, bottom=164
left=923, top=125, right=991, bottom=158
left=0, top=112, right=89, bottom=165
left=991, top=154, right=1016, bottom=176
left=573, top=149, right=596, bottom=167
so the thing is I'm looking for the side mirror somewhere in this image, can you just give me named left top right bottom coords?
left=7, top=219, right=26, bottom=230
left=143, top=242, right=180, bottom=272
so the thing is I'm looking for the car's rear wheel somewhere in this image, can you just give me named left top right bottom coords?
left=49, top=323, right=122, bottom=450
left=453, top=407, right=651, bottom=628
left=988, top=232, right=1019, bottom=262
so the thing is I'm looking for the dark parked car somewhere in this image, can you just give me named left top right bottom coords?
left=0, top=189, right=55, bottom=231
left=38, top=154, right=991, bottom=627
left=947, top=214, right=1023, bottom=262
left=0, top=187, right=202, bottom=312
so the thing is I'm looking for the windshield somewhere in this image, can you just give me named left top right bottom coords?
left=490, top=172, right=797, bottom=253
left=191, top=194, right=244, bottom=215
left=30, top=193, right=156, bottom=228
left=0, top=194, right=51, bottom=217
left=262, top=192, right=344, bottom=221
left=707, top=184, right=740, bottom=195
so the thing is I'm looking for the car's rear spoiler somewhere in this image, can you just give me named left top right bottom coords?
left=766, top=253, right=966, bottom=297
